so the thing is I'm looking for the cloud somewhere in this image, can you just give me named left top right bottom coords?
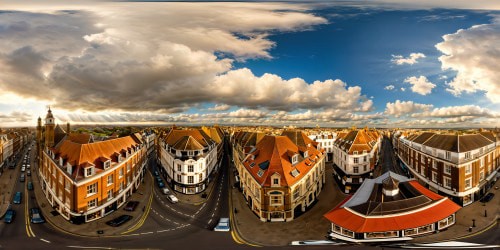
left=400, top=87, right=406, bottom=91
left=385, top=100, right=433, bottom=118
left=404, top=76, right=436, bottom=95
left=0, top=111, right=33, bottom=123
left=391, top=52, right=425, bottom=65
left=207, top=104, right=231, bottom=111
left=384, top=85, right=395, bottom=90
left=412, top=105, right=500, bottom=119
left=0, top=3, right=333, bottom=114
left=435, top=17, right=500, bottom=103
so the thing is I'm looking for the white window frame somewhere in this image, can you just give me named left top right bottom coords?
left=443, top=176, right=451, bottom=188
left=465, top=164, right=471, bottom=175
left=465, top=177, right=472, bottom=189
left=86, top=183, right=97, bottom=196
left=107, top=174, right=113, bottom=186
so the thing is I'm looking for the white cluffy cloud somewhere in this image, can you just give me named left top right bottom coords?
left=207, top=104, right=231, bottom=111
left=436, top=16, right=500, bottom=103
left=385, top=100, right=433, bottom=117
left=391, top=52, right=426, bottom=65
left=384, top=85, right=395, bottom=90
left=412, top=105, right=500, bottom=119
left=404, top=76, right=436, bottom=95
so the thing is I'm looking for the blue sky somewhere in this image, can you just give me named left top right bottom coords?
left=0, top=1, right=499, bottom=127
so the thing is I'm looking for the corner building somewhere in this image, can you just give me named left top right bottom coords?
left=37, top=109, right=147, bottom=223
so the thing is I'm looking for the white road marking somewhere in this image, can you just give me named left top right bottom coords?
left=68, top=246, right=115, bottom=249
left=140, top=231, right=154, bottom=235
left=40, top=238, right=51, bottom=243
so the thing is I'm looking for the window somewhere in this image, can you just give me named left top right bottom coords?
left=273, top=178, right=279, bottom=186
left=444, top=165, right=451, bottom=174
left=465, top=177, right=472, bottom=189
left=85, top=167, right=93, bottom=177
left=176, top=174, right=181, bottom=182
left=443, top=176, right=451, bottom=188
left=465, top=152, right=471, bottom=160
left=188, top=150, right=194, bottom=156
left=465, top=164, right=471, bottom=175
left=65, top=181, right=70, bottom=191
left=292, top=154, right=299, bottom=165
left=421, top=155, right=425, bottom=162
left=432, top=161, right=437, bottom=169
left=87, top=183, right=97, bottom=196
left=104, top=160, right=111, bottom=169
left=119, top=168, right=124, bottom=178
left=177, top=164, right=181, bottom=172
left=353, top=151, right=358, bottom=155
left=188, top=176, right=194, bottom=184
left=354, top=158, right=359, bottom=164
left=87, top=198, right=97, bottom=209
left=480, top=158, right=484, bottom=167
left=119, top=182, right=124, bottom=192
left=257, top=169, right=265, bottom=177
left=59, top=174, right=63, bottom=184
left=445, top=151, right=451, bottom=160
left=188, top=165, right=194, bottom=172
left=480, top=170, right=484, bottom=181
left=353, top=166, right=359, bottom=173
left=199, top=174, right=203, bottom=182
left=304, top=150, right=308, bottom=158
left=432, top=172, right=437, bottom=182
left=107, top=189, right=113, bottom=201
left=107, top=174, right=113, bottom=186
left=363, top=165, right=367, bottom=172
left=126, top=162, right=131, bottom=172
left=270, top=195, right=282, bottom=205
left=363, top=156, right=367, bottom=162
left=293, top=187, right=300, bottom=200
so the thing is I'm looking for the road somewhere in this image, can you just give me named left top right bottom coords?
left=374, top=136, right=407, bottom=177
left=0, top=138, right=497, bottom=249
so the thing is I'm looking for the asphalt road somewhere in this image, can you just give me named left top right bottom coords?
left=0, top=139, right=498, bottom=249
left=374, top=136, right=407, bottom=177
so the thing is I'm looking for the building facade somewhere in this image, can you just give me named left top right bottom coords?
left=308, top=132, right=336, bottom=162
left=332, top=128, right=381, bottom=193
left=157, top=128, right=220, bottom=194
left=396, top=131, right=498, bottom=206
left=232, top=131, right=326, bottom=222
left=37, top=109, right=147, bottom=223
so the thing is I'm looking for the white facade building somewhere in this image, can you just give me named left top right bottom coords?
left=158, top=129, right=219, bottom=194
left=308, top=132, right=336, bottom=162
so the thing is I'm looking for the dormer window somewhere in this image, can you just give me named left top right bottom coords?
left=104, top=160, right=111, bottom=170
left=85, top=167, right=94, bottom=177
left=188, top=151, right=194, bottom=156
left=272, top=176, right=280, bottom=186
left=67, top=164, right=73, bottom=175
left=304, top=150, right=309, bottom=158
left=353, top=151, right=358, bottom=155
left=59, top=157, right=63, bottom=166
left=292, top=154, right=299, bottom=165
left=118, top=155, right=123, bottom=162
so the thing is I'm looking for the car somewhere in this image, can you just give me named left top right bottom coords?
left=162, top=187, right=170, bottom=195
left=20, top=174, right=25, bottom=182
left=27, top=170, right=31, bottom=176
left=4, top=209, right=16, bottom=224
left=167, top=194, right=178, bottom=203
left=30, top=208, right=45, bottom=224
left=13, top=192, right=22, bottom=204
left=154, top=170, right=159, bottom=176
left=21, top=166, right=26, bottom=172
left=106, top=215, right=132, bottom=227
left=27, top=182, right=34, bottom=190
left=26, top=164, right=30, bottom=169
left=213, top=217, right=230, bottom=232
left=157, top=180, right=165, bottom=188
left=123, top=201, right=140, bottom=211
left=480, top=193, right=495, bottom=203
left=155, top=176, right=162, bottom=182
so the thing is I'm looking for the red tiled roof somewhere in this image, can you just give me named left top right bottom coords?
left=324, top=182, right=460, bottom=232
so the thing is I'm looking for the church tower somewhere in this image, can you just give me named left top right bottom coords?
left=66, top=122, right=71, bottom=134
left=45, top=108, right=55, bottom=148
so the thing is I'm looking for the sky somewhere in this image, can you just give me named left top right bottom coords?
left=0, top=1, right=499, bottom=128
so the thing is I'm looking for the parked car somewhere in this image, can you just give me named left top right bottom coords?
left=124, top=201, right=140, bottom=211
left=27, top=181, right=34, bottom=190
left=4, top=209, right=16, bottom=224
left=157, top=181, right=165, bottom=188
left=213, top=218, right=230, bottom=232
left=154, top=170, right=159, bottom=176
left=13, top=192, right=22, bottom=204
left=20, top=174, right=25, bottom=182
left=30, top=208, right=45, bottom=224
left=27, top=170, right=31, bottom=176
left=106, top=215, right=132, bottom=227
left=21, top=166, right=26, bottom=172
left=167, top=194, right=178, bottom=203
left=480, top=193, right=495, bottom=203
left=162, top=187, right=170, bottom=195
left=26, top=164, right=30, bottom=169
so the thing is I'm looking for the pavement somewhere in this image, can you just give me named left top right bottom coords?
left=30, top=162, right=154, bottom=237
left=0, top=148, right=29, bottom=219
left=230, top=162, right=347, bottom=246
left=172, top=165, right=222, bottom=206
left=414, top=178, right=500, bottom=243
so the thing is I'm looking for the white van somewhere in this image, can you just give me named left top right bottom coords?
left=162, top=188, right=170, bottom=195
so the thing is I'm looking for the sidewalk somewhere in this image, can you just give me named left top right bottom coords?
left=414, top=178, right=500, bottom=243
left=0, top=167, right=18, bottom=218
left=230, top=164, right=347, bottom=246
left=30, top=166, right=153, bottom=237
left=173, top=168, right=221, bottom=206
